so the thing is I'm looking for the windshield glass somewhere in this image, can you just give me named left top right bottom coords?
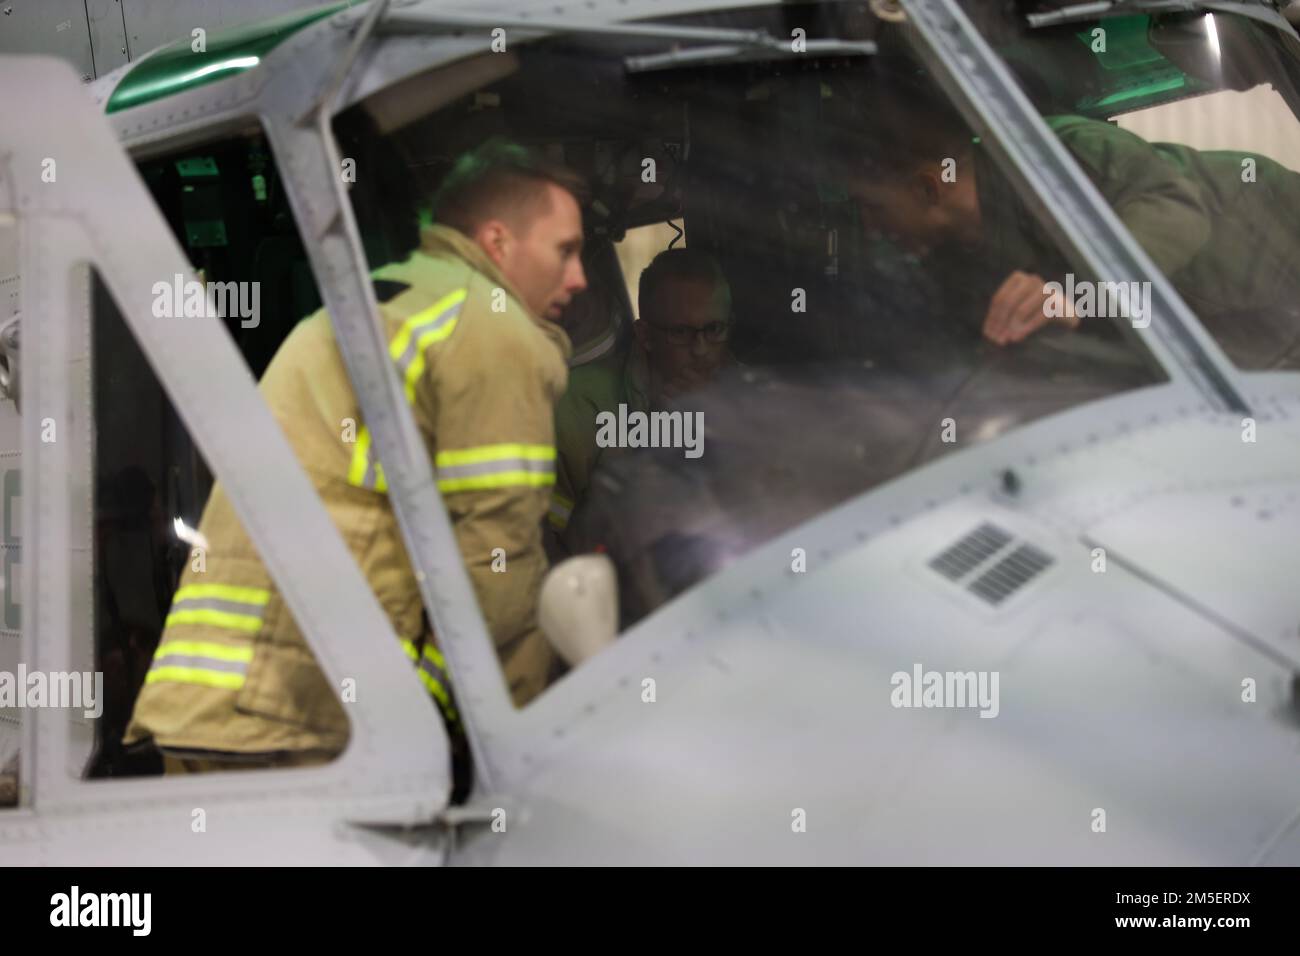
left=965, top=2, right=1300, bottom=371
left=335, top=2, right=1168, bottom=634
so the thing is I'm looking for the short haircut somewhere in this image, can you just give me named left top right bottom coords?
left=638, top=248, right=731, bottom=321
left=431, top=138, right=588, bottom=237
left=824, top=78, right=975, bottom=181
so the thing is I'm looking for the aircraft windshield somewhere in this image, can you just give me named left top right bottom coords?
left=337, top=2, right=1170, bottom=632
left=964, top=3, right=1300, bottom=371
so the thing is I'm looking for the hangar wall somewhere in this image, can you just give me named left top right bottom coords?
left=1119, top=85, right=1300, bottom=174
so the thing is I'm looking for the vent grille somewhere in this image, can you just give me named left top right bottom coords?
left=928, top=523, right=1012, bottom=581
left=967, top=543, right=1054, bottom=606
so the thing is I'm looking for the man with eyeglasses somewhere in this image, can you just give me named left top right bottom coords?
left=548, top=247, right=733, bottom=549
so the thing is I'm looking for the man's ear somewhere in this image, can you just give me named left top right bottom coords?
left=913, top=169, right=941, bottom=206
left=473, top=219, right=511, bottom=267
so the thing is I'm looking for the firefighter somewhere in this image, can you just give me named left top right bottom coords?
left=125, top=139, right=587, bottom=771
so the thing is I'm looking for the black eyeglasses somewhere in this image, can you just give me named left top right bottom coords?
left=644, top=320, right=731, bottom=346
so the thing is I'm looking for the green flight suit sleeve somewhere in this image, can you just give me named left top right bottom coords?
left=551, top=373, right=601, bottom=542
left=1049, top=115, right=1213, bottom=278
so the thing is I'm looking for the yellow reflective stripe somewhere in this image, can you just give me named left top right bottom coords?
left=437, top=470, right=555, bottom=493
left=165, top=609, right=264, bottom=633
left=348, top=288, right=469, bottom=493
left=347, top=426, right=388, bottom=493
left=396, top=636, right=457, bottom=722
left=388, top=288, right=467, bottom=363
left=173, top=584, right=269, bottom=606
left=153, top=640, right=253, bottom=663
left=435, top=445, right=555, bottom=494
left=402, top=316, right=461, bottom=404
left=416, top=667, right=458, bottom=724
left=391, top=288, right=468, bottom=404
left=422, top=643, right=447, bottom=672
left=145, top=667, right=245, bottom=690
left=348, top=425, right=372, bottom=487
left=549, top=491, right=574, bottom=530
left=435, top=444, right=556, bottom=468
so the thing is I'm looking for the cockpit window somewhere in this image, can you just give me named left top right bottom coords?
left=337, top=2, right=1167, bottom=638
left=964, top=4, right=1300, bottom=372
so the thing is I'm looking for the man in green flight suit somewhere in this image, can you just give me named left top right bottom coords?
left=549, top=248, right=733, bottom=552
left=846, top=101, right=1300, bottom=363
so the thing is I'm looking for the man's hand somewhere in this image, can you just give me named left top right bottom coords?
left=982, top=270, right=1078, bottom=346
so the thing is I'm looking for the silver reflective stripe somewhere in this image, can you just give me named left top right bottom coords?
left=170, top=597, right=266, bottom=618
left=419, top=658, right=443, bottom=688
left=570, top=324, right=617, bottom=367
left=149, top=655, right=249, bottom=676
left=548, top=495, right=572, bottom=529
left=417, top=655, right=458, bottom=722
left=391, top=298, right=464, bottom=382
left=419, top=651, right=448, bottom=682
left=436, top=457, right=555, bottom=482
left=361, top=454, right=383, bottom=492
